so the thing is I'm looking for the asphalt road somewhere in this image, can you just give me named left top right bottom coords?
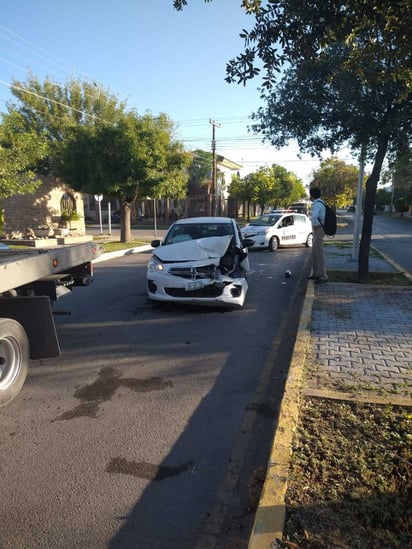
left=369, top=214, right=412, bottom=275
left=1, top=245, right=311, bottom=549
left=337, top=211, right=412, bottom=275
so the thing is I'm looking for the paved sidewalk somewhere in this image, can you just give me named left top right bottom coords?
left=249, top=242, right=412, bottom=548
left=305, top=243, right=412, bottom=405
left=305, top=282, right=411, bottom=404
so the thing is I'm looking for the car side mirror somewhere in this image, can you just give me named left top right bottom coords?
left=242, top=238, right=254, bottom=248
left=151, top=239, right=161, bottom=248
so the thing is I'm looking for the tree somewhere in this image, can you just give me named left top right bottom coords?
left=0, top=75, right=190, bottom=241
left=388, top=144, right=412, bottom=209
left=58, top=112, right=191, bottom=242
left=2, top=75, right=128, bottom=174
left=173, top=1, right=412, bottom=282
left=271, top=164, right=306, bottom=208
left=311, top=158, right=359, bottom=207
left=0, top=75, right=128, bottom=218
left=394, top=197, right=408, bottom=216
left=228, top=163, right=305, bottom=215
left=375, top=188, right=391, bottom=211
left=0, top=110, right=48, bottom=199
left=188, top=150, right=213, bottom=189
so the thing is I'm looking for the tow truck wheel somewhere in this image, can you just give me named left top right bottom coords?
left=0, top=318, right=29, bottom=407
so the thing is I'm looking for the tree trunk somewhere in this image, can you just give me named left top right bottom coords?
left=120, top=202, right=132, bottom=243
left=358, top=136, right=390, bottom=282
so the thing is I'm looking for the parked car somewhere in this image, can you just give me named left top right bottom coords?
left=147, top=217, right=251, bottom=308
left=241, top=212, right=313, bottom=251
left=111, top=210, right=120, bottom=223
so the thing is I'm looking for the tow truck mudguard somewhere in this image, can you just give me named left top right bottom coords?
left=0, top=296, right=60, bottom=359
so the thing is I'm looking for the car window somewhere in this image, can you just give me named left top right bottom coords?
left=294, top=214, right=307, bottom=224
left=250, top=215, right=281, bottom=226
left=280, top=215, right=294, bottom=227
left=164, top=222, right=234, bottom=245
left=197, top=223, right=235, bottom=238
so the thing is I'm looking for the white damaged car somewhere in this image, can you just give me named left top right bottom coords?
left=147, top=217, right=251, bottom=308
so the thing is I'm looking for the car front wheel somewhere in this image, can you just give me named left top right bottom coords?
left=268, top=236, right=279, bottom=251
left=306, top=233, right=313, bottom=248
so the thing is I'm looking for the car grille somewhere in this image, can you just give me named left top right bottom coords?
left=165, top=286, right=224, bottom=298
left=168, top=264, right=217, bottom=280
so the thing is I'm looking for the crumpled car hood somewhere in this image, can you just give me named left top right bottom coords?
left=153, top=235, right=233, bottom=262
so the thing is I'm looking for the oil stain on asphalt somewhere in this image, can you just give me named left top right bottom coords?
left=54, top=366, right=173, bottom=421
left=106, top=457, right=194, bottom=480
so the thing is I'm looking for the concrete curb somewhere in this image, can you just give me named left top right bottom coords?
left=248, top=282, right=315, bottom=548
left=92, top=244, right=152, bottom=263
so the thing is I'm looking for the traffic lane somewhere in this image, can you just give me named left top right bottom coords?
left=361, top=214, right=412, bottom=274
left=370, top=215, right=412, bottom=275
left=106, top=248, right=311, bottom=548
left=0, top=247, right=310, bottom=549
left=339, top=213, right=412, bottom=275
left=372, top=234, right=412, bottom=275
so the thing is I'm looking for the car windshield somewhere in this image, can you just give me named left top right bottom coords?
left=164, top=222, right=235, bottom=245
left=249, top=214, right=282, bottom=227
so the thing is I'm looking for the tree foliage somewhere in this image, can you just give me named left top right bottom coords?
left=394, top=196, right=408, bottom=215
left=173, top=0, right=412, bottom=281
left=0, top=110, right=48, bottom=199
left=58, top=112, right=191, bottom=242
left=229, top=163, right=305, bottom=213
left=1, top=75, right=127, bottom=175
left=188, top=150, right=213, bottom=192
left=311, top=157, right=360, bottom=207
left=0, top=75, right=190, bottom=242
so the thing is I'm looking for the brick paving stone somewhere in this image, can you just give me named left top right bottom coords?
left=306, top=278, right=412, bottom=401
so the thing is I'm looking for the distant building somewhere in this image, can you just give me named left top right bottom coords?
left=186, top=154, right=242, bottom=217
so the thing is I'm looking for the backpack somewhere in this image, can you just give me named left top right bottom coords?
left=319, top=200, right=337, bottom=236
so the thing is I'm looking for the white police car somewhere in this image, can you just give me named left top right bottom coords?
left=241, top=212, right=313, bottom=251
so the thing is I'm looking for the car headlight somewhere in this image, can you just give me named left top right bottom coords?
left=256, top=229, right=268, bottom=236
left=148, top=256, right=164, bottom=272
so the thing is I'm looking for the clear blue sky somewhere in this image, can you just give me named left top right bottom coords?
left=0, top=0, right=353, bottom=184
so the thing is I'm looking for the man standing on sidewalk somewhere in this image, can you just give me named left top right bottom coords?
left=308, top=187, right=328, bottom=283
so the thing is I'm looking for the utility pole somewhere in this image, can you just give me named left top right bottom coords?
left=210, top=119, right=221, bottom=216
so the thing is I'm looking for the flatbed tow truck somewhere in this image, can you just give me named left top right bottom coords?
left=0, top=241, right=103, bottom=406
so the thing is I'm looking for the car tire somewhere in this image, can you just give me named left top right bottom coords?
left=306, top=233, right=313, bottom=248
left=268, top=236, right=279, bottom=251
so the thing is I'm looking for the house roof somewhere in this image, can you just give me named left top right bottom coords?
left=216, top=155, right=243, bottom=171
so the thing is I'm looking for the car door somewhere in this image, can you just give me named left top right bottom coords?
left=293, top=214, right=310, bottom=244
left=278, top=214, right=296, bottom=245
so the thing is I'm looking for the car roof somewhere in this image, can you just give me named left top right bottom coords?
left=172, top=216, right=235, bottom=224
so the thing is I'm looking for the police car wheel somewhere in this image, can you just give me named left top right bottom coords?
left=269, top=236, right=279, bottom=251
left=306, top=233, right=313, bottom=248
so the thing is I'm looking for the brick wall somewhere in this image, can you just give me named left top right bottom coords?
left=2, top=176, right=86, bottom=236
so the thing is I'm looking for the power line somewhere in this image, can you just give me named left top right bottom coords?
left=0, top=25, right=94, bottom=82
